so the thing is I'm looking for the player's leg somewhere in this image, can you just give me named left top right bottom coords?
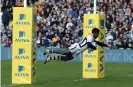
left=44, top=52, right=73, bottom=64
left=43, top=48, right=70, bottom=55
left=44, top=43, right=79, bottom=64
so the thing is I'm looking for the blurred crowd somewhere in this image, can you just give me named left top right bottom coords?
left=0, top=0, right=133, bottom=49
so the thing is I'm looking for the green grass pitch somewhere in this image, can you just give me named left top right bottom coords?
left=1, top=60, right=133, bottom=87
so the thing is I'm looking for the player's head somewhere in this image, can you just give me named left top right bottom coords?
left=92, top=28, right=99, bottom=39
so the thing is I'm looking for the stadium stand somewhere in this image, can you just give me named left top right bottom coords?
left=0, top=0, right=133, bottom=49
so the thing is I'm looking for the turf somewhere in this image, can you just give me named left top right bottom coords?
left=1, top=60, right=133, bottom=87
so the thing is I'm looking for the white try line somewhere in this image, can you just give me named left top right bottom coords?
left=1, top=84, right=19, bottom=87
left=1, top=78, right=89, bottom=87
left=128, top=75, right=133, bottom=77
left=117, top=75, right=133, bottom=78
left=2, top=74, right=133, bottom=87
left=45, top=78, right=90, bottom=84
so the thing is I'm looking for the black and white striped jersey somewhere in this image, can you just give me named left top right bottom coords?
left=68, top=35, right=97, bottom=57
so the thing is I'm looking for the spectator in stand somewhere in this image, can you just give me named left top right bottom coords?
left=42, top=36, right=50, bottom=47
left=0, top=9, right=3, bottom=31
left=1, top=0, right=133, bottom=49
left=2, top=7, right=10, bottom=29
left=15, top=0, right=23, bottom=7
left=36, top=36, right=42, bottom=47
left=107, top=39, right=114, bottom=49
left=128, top=38, right=133, bottom=49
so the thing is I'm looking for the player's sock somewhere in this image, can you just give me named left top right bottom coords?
left=46, top=55, right=73, bottom=61
left=43, top=50, right=53, bottom=55
left=44, top=55, right=61, bottom=64
left=44, top=53, right=73, bottom=64
left=47, top=55, right=61, bottom=61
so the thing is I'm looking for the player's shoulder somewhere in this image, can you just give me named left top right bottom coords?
left=87, top=34, right=92, bottom=38
left=87, top=34, right=94, bottom=42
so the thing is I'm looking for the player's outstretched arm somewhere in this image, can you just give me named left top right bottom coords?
left=95, top=41, right=108, bottom=48
left=87, top=42, right=97, bottom=50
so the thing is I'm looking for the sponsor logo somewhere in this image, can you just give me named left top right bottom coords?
left=88, top=63, right=92, bottom=68
left=88, top=19, right=93, bottom=25
left=18, top=48, right=25, bottom=54
left=19, top=31, right=25, bottom=37
left=84, top=26, right=96, bottom=28
left=84, top=63, right=96, bottom=72
left=15, top=31, right=30, bottom=42
left=15, top=48, right=29, bottom=59
left=84, top=49, right=96, bottom=58
left=20, top=14, right=26, bottom=20
left=100, top=20, right=104, bottom=29
left=15, top=21, right=30, bottom=25
left=84, top=54, right=96, bottom=58
left=14, top=65, right=29, bottom=77
left=15, top=14, right=30, bottom=25
left=88, top=49, right=92, bottom=53
left=84, top=69, right=96, bottom=72
left=18, top=65, right=25, bottom=72
left=84, top=19, right=96, bottom=29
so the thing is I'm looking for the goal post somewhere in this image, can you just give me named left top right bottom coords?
left=12, top=7, right=37, bottom=84
left=83, top=14, right=105, bottom=78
